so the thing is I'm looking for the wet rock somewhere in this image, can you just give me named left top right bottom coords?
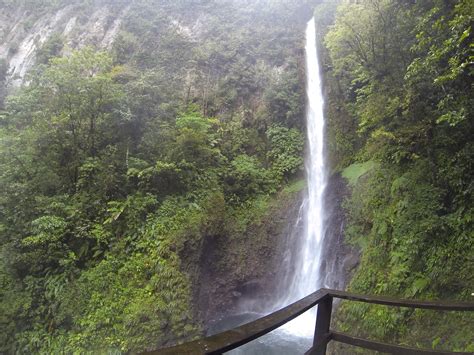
left=232, top=291, right=242, bottom=298
left=343, top=252, right=359, bottom=273
left=320, top=172, right=359, bottom=290
left=193, top=187, right=305, bottom=331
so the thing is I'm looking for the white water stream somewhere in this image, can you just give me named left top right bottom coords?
left=276, top=16, right=327, bottom=338
left=222, top=17, right=329, bottom=353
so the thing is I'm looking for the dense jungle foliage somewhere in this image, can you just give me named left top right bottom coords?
left=1, top=0, right=473, bottom=353
left=0, top=0, right=313, bottom=352
left=322, top=0, right=473, bottom=352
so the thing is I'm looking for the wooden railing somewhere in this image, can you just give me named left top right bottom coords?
left=145, top=288, right=474, bottom=354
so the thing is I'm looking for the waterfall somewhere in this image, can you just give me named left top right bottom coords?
left=275, top=16, right=327, bottom=338
left=222, top=17, right=329, bottom=354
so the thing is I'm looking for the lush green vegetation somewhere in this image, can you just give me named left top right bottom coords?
left=0, top=0, right=311, bottom=352
left=323, top=0, right=473, bottom=352
left=1, top=0, right=472, bottom=353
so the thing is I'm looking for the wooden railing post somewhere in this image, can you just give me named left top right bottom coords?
left=313, top=295, right=333, bottom=355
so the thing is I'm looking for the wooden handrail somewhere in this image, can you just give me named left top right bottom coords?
left=145, top=288, right=474, bottom=354
left=326, top=288, right=474, bottom=311
left=329, top=331, right=473, bottom=355
left=149, top=289, right=329, bottom=354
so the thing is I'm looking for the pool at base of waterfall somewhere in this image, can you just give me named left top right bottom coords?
left=208, top=313, right=313, bottom=354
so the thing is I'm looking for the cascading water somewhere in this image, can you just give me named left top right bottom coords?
left=276, top=16, right=327, bottom=338
left=222, top=17, right=329, bottom=353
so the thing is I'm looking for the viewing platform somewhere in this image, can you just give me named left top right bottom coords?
left=146, top=288, right=474, bottom=355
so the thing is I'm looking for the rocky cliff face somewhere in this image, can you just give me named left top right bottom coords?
left=0, top=3, right=129, bottom=87
left=321, top=172, right=359, bottom=291
left=193, top=187, right=305, bottom=329
left=192, top=173, right=357, bottom=331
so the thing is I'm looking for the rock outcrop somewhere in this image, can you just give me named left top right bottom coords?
left=0, top=4, right=129, bottom=86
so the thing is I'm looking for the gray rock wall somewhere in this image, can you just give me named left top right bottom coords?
left=0, top=4, right=129, bottom=86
